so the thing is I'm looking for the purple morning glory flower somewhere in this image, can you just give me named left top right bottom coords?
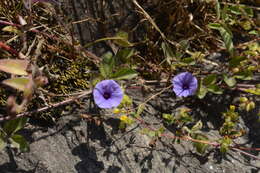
left=172, top=72, right=198, bottom=97
left=93, top=80, right=123, bottom=109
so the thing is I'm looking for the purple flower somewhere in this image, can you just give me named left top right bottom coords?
left=93, top=80, right=123, bottom=109
left=172, top=72, right=198, bottom=97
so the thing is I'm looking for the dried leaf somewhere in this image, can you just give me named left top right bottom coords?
left=2, top=77, right=30, bottom=91
left=0, top=59, right=29, bottom=75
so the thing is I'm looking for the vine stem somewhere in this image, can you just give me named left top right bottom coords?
left=136, top=116, right=260, bottom=160
left=0, top=41, right=19, bottom=56
left=0, top=90, right=91, bottom=122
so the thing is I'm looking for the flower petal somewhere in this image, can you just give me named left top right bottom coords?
left=172, top=72, right=198, bottom=97
left=93, top=80, right=123, bottom=109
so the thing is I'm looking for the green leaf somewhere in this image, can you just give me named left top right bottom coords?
left=197, top=81, right=208, bottom=99
left=223, top=75, right=236, bottom=87
left=220, top=137, right=232, bottom=153
left=115, top=48, right=135, bottom=63
left=179, top=40, right=190, bottom=51
left=229, top=56, right=246, bottom=67
left=2, top=77, right=30, bottom=91
left=161, top=42, right=175, bottom=64
left=84, top=32, right=133, bottom=48
left=3, top=117, right=28, bottom=136
left=113, top=31, right=133, bottom=47
left=136, top=104, right=145, bottom=117
left=118, top=94, right=133, bottom=108
left=163, top=113, right=175, bottom=124
left=243, top=88, right=260, bottom=95
left=228, top=5, right=241, bottom=15
left=191, top=120, right=203, bottom=132
left=192, top=133, right=209, bottom=154
left=234, top=70, right=253, bottom=80
left=0, top=59, right=29, bottom=75
left=112, top=68, right=138, bottom=80
left=208, top=23, right=234, bottom=54
left=10, top=134, right=29, bottom=152
left=208, top=23, right=222, bottom=30
left=246, top=101, right=255, bottom=112
left=219, top=25, right=234, bottom=54
left=99, top=52, right=114, bottom=78
left=181, top=57, right=195, bottom=65
left=239, top=20, right=252, bottom=31
left=203, top=74, right=217, bottom=86
left=207, top=84, right=223, bottom=94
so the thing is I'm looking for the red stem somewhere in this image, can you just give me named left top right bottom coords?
left=0, top=42, right=19, bottom=56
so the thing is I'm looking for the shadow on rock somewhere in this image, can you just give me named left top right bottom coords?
left=72, top=144, right=104, bottom=173
left=0, top=147, right=37, bottom=173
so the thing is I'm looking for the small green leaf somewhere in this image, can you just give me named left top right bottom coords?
left=2, top=77, right=30, bottom=91
left=208, top=23, right=222, bottom=30
left=248, top=30, right=259, bottom=35
left=229, top=56, right=246, bottom=67
left=115, top=48, right=135, bottom=63
left=191, top=120, right=203, bottom=132
left=161, top=42, right=175, bottom=64
left=243, top=88, right=260, bottom=95
left=220, top=137, right=232, bottom=153
left=10, top=134, right=29, bottom=152
left=228, top=5, right=241, bottom=15
left=246, top=101, right=255, bottom=111
left=3, top=117, right=28, bottom=136
left=207, top=84, right=223, bottom=94
left=179, top=40, right=190, bottom=51
left=219, top=26, right=234, bottom=54
left=112, top=68, right=138, bottom=80
left=99, top=52, right=114, bottom=78
left=192, top=133, right=209, bottom=154
left=208, top=23, right=234, bottom=54
left=118, top=94, right=133, bottom=108
left=84, top=32, right=133, bottom=48
left=203, top=74, right=217, bottom=86
left=239, top=20, right=252, bottom=31
left=197, top=81, right=208, bottom=99
left=181, top=57, right=195, bottom=65
left=0, top=59, right=29, bottom=75
left=223, top=75, right=236, bottom=87
left=113, top=31, right=133, bottom=47
left=234, top=70, right=253, bottom=80
left=136, top=104, right=145, bottom=117
left=163, top=113, right=175, bottom=124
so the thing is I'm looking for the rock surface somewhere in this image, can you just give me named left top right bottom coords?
left=0, top=88, right=259, bottom=173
